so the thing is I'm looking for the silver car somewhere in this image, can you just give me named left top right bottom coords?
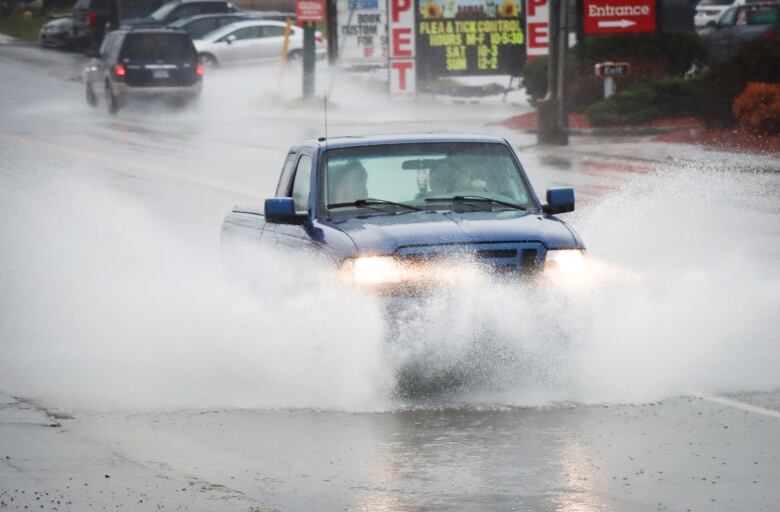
left=193, top=19, right=325, bottom=68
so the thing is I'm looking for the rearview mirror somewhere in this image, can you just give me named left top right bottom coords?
left=265, top=198, right=304, bottom=224
left=226, top=34, right=236, bottom=44
left=401, top=158, right=444, bottom=170
left=542, top=187, right=575, bottom=214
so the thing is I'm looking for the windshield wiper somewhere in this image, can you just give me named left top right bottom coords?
left=328, top=198, right=422, bottom=211
left=424, top=195, right=527, bottom=210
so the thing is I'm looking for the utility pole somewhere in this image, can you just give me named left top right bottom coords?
left=297, top=0, right=325, bottom=98
left=537, top=0, right=569, bottom=145
left=302, top=22, right=316, bottom=98
left=325, top=0, right=338, bottom=65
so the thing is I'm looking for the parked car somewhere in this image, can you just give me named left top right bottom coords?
left=121, top=0, right=237, bottom=28
left=221, top=135, right=585, bottom=300
left=694, top=0, right=744, bottom=27
left=72, top=0, right=162, bottom=52
left=39, top=15, right=77, bottom=49
left=167, top=11, right=295, bottom=40
left=193, top=19, right=325, bottom=68
left=84, top=28, right=203, bottom=114
left=698, top=1, right=780, bottom=63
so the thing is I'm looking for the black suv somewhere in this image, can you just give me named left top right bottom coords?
left=84, top=28, right=203, bottom=114
left=121, top=0, right=237, bottom=28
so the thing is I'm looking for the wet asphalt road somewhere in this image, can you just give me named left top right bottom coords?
left=1, top=41, right=779, bottom=512
left=75, top=394, right=780, bottom=512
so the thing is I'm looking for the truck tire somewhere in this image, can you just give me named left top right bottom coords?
left=86, top=83, right=97, bottom=107
left=105, top=81, right=119, bottom=114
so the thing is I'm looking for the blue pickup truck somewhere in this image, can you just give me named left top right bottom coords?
left=221, top=134, right=586, bottom=293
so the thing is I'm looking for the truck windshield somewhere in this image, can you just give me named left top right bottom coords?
left=323, top=142, right=533, bottom=216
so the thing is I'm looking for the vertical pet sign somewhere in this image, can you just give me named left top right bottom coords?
left=389, top=0, right=417, bottom=100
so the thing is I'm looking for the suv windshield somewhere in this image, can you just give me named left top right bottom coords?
left=323, top=142, right=533, bottom=216
left=698, top=0, right=734, bottom=6
left=120, top=32, right=196, bottom=61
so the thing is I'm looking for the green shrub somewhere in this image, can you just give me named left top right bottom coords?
left=584, top=76, right=704, bottom=126
left=521, top=32, right=708, bottom=107
left=581, top=32, right=707, bottom=76
left=0, top=13, right=45, bottom=39
left=520, top=56, right=547, bottom=105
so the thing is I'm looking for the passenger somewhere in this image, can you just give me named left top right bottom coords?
left=329, top=160, right=368, bottom=204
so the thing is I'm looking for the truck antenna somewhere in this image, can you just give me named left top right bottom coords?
left=324, top=90, right=328, bottom=142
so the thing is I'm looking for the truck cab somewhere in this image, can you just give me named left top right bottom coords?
left=222, top=135, right=585, bottom=292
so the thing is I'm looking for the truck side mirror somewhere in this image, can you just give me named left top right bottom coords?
left=542, top=187, right=575, bottom=214
left=264, top=197, right=304, bottom=224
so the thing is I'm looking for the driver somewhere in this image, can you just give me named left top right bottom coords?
left=429, top=159, right=487, bottom=195
left=328, top=160, right=368, bottom=204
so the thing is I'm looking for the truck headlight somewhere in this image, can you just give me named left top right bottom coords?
left=544, top=249, right=586, bottom=275
left=341, top=256, right=406, bottom=285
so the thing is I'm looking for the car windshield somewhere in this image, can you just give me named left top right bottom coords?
left=168, top=17, right=190, bottom=28
left=149, top=2, right=179, bottom=21
left=744, top=6, right=778, bottom=24
left=697, top=0, right=734, bottom=6
left=323, top=142, right=533, bottom=216
left=120, top=32, right=196, bottom=61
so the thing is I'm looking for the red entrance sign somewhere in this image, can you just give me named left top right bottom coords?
left=296, top=0, right=324, bottom=22
left=583, top=0, right=656, bottom=34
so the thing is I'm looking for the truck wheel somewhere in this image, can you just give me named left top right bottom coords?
left=86, top=83, right=97, bottom=107
left=105, top=81, right=119, bottom=114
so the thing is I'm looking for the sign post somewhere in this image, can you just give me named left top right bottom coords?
left=583, top=0, right=656, bottom=34
left=296, top=0, right=325, bottom=98
left=594, top=61, right=630, bottom=98
left=537, top=0, right=567, bottom=145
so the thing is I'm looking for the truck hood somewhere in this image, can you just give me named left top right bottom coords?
left=329, top=210, right=581, bottom=255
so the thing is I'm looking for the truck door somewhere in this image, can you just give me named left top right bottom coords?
left=263, top=153, right=319, bottom=252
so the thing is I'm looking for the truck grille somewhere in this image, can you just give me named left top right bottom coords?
left=395, top=242, right=542, bottom=277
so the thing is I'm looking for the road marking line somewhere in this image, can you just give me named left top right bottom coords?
left=687, top=390, right=780, bottom=419
left=0, top=131, right=265, bottom=200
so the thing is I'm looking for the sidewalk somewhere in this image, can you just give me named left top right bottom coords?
left=0, top=393, right=274, bottom=511
left=498, top=112, right=780, bottom=170
left=535, top=135, right=780, bottom=171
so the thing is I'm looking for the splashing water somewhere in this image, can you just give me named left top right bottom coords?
left=0, top=160, right=778, bottom=411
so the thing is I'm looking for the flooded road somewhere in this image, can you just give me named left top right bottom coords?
left=75, top=394, right=780, bottom=512
left=1, top=42, right=779, bottom=511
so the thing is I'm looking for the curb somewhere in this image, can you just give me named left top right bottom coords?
left=568, top=124, right=701, bottom=137
left=500, top=123, right=702, bottom=138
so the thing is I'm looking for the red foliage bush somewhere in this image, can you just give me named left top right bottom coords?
left=732, top=83, right=780, bottom=135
